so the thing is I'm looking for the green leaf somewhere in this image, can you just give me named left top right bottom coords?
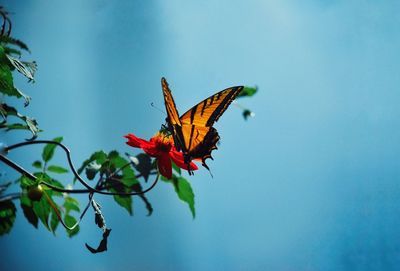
left=20, top=194, right=38, bottom=228
left=33, top=173, right=64, bottom=197
left=6, top=54, right=36, bottom=82
left=0, top=47, right=32, bottom=104
left=76, top=150, right=107, bottom=181
left=32, top=196, right=51, bottom=231
left=112, top=193, right=133, bottom=215
left=132, top=183, right=153, bottom=216
left=42, top=137, right=63, bottom=162
left=32, top=160, right=42, bottom=169
left=106, top=154, right=141, bottom=215
left=172, top=161, right=181, bottom=175
left=237, top=86, right=258, bottom=98
left=19, top=175, right=36, bottom=189
left=63, top=196, right=80, bottom=213
left=108, top=150, right=119, bottom=160
left=64, top=214, right=79, bottom=237
left=0, top=36, right=30, bottom=52
left=4, top=46, right=22, bottom=57
left=47, top=165, right=69, bottom=174
left=0, top=65, right=21, bottom=97
left=0, top=108, right=41, bottom=139
left=174, top=177, right=196, bottom=218
left=130, top=153, right=153, bottom=181
left=109, top=152, right=139, bottom=186
left=49, top=179, right=64, bottom=197
left=109, top=155, right=152, bottom=215
left=160, top=175, right=169, bottom=182
left=0, top=46, right=20, bottom=98
left=108, top=151, right=129, bottom=168
left=50, top=205, right=60, bottom=233
left=121, top=165, right=138, bottom=187
left=99, top=160, right=115, bottom=175
left=0, top=200, right=16, bottom=236
left=85, top=162, right=101, bottom=180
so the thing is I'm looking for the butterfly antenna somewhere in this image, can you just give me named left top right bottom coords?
left=150, top=102, right=166, bottom=116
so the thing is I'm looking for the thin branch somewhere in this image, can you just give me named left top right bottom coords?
left=108, top=162, right=131, bottom=179
left=2, top=140, right=160, bottom=196
left=0, top=192, right=21, bottom=202
left=43, top=190, right=94, bottom=231
left=0, top=153, right=36, bottom=180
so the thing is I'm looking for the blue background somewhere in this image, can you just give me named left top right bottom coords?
left=1, top=0, right=400, bottom=270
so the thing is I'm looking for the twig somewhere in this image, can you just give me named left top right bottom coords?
left=2, top=140, right=160, bottom=196
left=0, top=192, right=21, bottom=202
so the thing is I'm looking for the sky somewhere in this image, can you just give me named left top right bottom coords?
left=1, top=0, right=400, bottom=270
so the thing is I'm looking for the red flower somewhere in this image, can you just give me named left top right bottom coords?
left=124, top=132, right=198, bottom=179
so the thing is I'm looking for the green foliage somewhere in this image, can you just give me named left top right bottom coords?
left=111, top=192, right=133, bottom=215
left=33, top=172, right=63, bottom=197
left=64, top=214, right=79, bottom=237
left=32, top=195, right=51, bottom=230
left=162, top=174, right=196, bottom=218
left=50, top=205, right=60, bottom=233
left=32, top=160, right=42, bottom=169
left=63, top=197, right=80, bottom=238
left=77, top=150, right=154, bottom=216
left=0, top=14, right=39, bottom=138
left=174, top=177, right=195, bottom=218
left=76, top=150, right=107, bottom=182
left=130, top=153, right=152, bottom=181
left=172, top=161, right=181, bottom=175
left=15, top=141, right=81, bottom=237
left=47, top=165, right=69, bottom=174
left=235, top=85, right=257, bottom=120
left=42, top=137, right=63, bottom=162
left=20, top=175, right=36, bottom=189
left=106, top=151, right=136, bottom=215
left=19, top=175, right=80, bottom=237
left=0, top=200, right=16, bottom=235
left=237, top=86, right=258, bottom=98
left=20, top=194, right=38, bottom=228
left=0, top=6, right=257, bottom=245
left=6, top=54, right=36, bottom=82
left=0, top=103, right=40, bottom=140
left=63, top=197, right=80, bottom=213
left=0, top=46, right=21, bottom=96
left=0, top=35, right=30, bottom=52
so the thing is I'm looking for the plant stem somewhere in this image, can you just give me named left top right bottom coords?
left=1, top=140, right=160, bottom=196
left=0, top=192, right=21, bottom=202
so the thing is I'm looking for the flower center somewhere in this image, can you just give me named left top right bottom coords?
left=152, top=132, right=174, bottom=152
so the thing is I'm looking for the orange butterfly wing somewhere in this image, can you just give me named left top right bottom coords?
left=162, top=77, right=243, bottom=171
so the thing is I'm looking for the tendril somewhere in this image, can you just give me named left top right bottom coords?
left=2, top=140, right=160, bottom=196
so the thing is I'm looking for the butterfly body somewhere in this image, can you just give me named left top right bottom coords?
left=161, top=77, right=243, bottom=173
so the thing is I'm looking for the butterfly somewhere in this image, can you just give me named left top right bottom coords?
left=161, top=77, right=243, bottom=174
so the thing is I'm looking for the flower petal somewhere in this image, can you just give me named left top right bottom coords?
left=169, top=150, right=198, bottom=171
left=124, top=134, right=159, bottom=157
left=158, top=154, right=172, bottom=179
left=124, top=134, right=149, bottom=148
